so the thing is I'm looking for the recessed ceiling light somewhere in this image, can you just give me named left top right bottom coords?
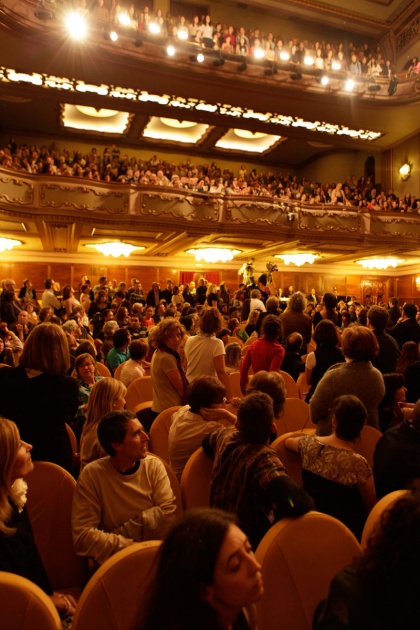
left=75, top=105, right=119, bottom=117
left=160, top=118, right=197, bottom=129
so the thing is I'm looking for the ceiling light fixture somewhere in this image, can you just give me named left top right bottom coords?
left=0, top=237, right=22, bottom=252
left=86, top=242, right=143, bottom=258
left=65, top=12, right=87, bottom=39
left=186, top=248, right=241, bottom=263
left=356, top=258, right=404, bottom=270
left=160, top=117, right=197, bottom=128
left=275, top=254, right=318, bottom=266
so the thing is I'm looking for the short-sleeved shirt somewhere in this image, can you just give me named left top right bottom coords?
left=151, top=349, right=184, bottom=414
left=184, top=334, right=225, bottom=382
left=206, top=427, right=287, bottom=547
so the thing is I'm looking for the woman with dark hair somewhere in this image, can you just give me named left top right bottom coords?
left=396, top=340, right=420, bottom=403
left=310, top=326, right=385, bottom=434
left=378, top=373, right=412, bottom=433
left=18, top=279, right=37, bottom=305
left=240, top=315, right=285, bottom=394
left=313, top=292, right=342, bottom=328
left=0, top=335, right=14, bottom=367
left=316, top=485, right=420, bottom=628
left=140, top=509, right=263, bottom=630
left=88, top=290, right=109, bottom=319
left=149, top=318, right=189, bottom=418
left=62, top=285, right=81, bottom=317
left=0, top=417, right=77, bottom=620
left=305, top=319, right=345, bottom=403
left=0, top=323, right=78, bottom=472
left=286, top=395, right=375, bottom=539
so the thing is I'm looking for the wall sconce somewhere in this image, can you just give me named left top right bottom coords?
left=416, top=276, right=420, bottom=291
left=399, top=162, right=412, bottom=181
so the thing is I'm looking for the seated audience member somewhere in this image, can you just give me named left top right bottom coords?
left=127, top=313, right=148, bottom=340
left=309, top=326, right=384, bottom=434
left=368, top=305, right=400, bottom=374
left=378, top=373, right=412, bottom=433
left=99, top=319, right=119, bottom=358
left=79, top=377, right=126, bottom=471
left=227, top=317, right=248, bottom=344
left=0, top=418, right=78, bottom=621
left=169, top=376, right=236, bottom=481
left=373, top=399, right=420, bottom=499
left=139, top=509, right=263, bottom=630
left=119, top=339, right=149, bottom=387
left=245, top=370, right=286, bottom=443
left=41, top=278, right=61, bottom=313
left=73, top=352, right=103, bottom=438
left=106, top=328, right=131, bottom=374
left=142, top=305, right=155, bottom=328
left=9, top=309, right=34, bottom=343
left=202, top=391, right=314, bottom=548
left=244, top=309, right=261, bottom=336
left=315, top=486, right=420, bottom=629
left=73, top=410, right=177, bottom=565
left=0, top=335, right=14, bottom=366
left=224, top=342, right=242, bottom=374
left=286, top=395, right=375, bottom=540
left=388, top=302, right=420, bottom=348
left=280, top=332, right=305, bottom=381
left=240, top=315, right=285, bottom=394
left=396, top=340, right=420, bottom=403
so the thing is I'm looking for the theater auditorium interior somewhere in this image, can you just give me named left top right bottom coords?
left=0, top=1, right=420, bottom=627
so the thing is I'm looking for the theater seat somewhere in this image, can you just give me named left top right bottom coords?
left=181, top=447, right=213, bottom=510
left=361, top=489, right=408, bottom=549
left=0, top=572, right=61, bottom=630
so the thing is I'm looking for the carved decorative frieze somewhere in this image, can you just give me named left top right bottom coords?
left=0, top=175, right=33, bottom=205
left=226, top=201, right=289, bottom=226
left=371, top=216, right=420, bottom=237
left=139, top=193, right=220, bottom=222
left=396, top=15, right=420, bottom=52
left=39, top=183, right=129, bottom=214
left=300, top=210, right=361, bottom=232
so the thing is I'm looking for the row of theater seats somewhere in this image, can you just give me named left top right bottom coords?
left=0, top=460, right=407, bottom=630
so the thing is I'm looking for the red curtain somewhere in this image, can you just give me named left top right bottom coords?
left=179, top=271, right=194, bottom=286
left=204, top=272, right=220, bottom=286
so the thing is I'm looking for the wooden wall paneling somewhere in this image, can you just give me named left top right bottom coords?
left=49, top=264, right=72, bottom=293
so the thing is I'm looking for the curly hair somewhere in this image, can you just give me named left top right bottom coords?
left=288, top=292, right=307, bottom=313
left=148, top=318, right=186, bottom=349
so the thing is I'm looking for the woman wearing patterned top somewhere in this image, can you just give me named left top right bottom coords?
left=286, top=395, right=376, bottom=539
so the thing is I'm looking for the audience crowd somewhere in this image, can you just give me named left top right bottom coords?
left=1, top=268, right=420, bottom=627
left=1, top=141, right=418, bottom=212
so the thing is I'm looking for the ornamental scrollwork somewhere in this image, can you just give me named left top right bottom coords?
left=0, top=175, right=34, bottom=205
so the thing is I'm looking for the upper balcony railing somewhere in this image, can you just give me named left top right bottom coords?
left=1, top=0, right=419, bottom=102
left=2, top=168, right=420, bottom=244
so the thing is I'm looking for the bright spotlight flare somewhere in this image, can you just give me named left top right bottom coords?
left=118, top=13, right=130, bottom=26
left=149, top=22, right=161, bottom=34
left=65, top=12, right=87, bottom=40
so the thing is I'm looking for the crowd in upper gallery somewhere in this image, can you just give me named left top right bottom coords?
left=63, top=1, right=420, bottom=78
left=1, top=140, right=419, bottom=212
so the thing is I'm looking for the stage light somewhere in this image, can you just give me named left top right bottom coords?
left=279, top=51, right=290, bottom=61
left=197, top=53, right=204, bottom=63
left=118, top=13, right=130, bottom=26
left=65, top=13, right=87, bottom=40
left=109, top=31, right=118, bottom=42
left=331, top=61, right=341, bottom=71
left=148, top=22, right=161, bottom=34
left=166, top=45, right=176, bottom=56
left=304, top=55, right=314, bottom=66
left=345, top=79, right=355, bottom=91
left=177, top=29, right=188, bottom=40
left=321, top=75, right=329, bottom=86
left=254, top=48, right=265, bottom=60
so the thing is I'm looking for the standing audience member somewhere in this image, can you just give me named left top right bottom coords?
left=0, top=323, right=78, bottom=473
left=305, top=319, right=345, bottom=402
left=309, top=326, right=384, bottom=434
left=279, top=292, right=312, bottom=354
left=367, top=305, right=400, bottom=374
left=240, top=315, right=284, bottom=394
left=280, top=332, right=305, bottom=381
left=395, top=340, right=420, bottom=403
left=388, top=303, right=420, bottom=348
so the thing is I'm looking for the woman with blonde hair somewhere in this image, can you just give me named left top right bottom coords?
left=80, top=377, right=126, bottom=470
left=0, top=417, right=77, bottom=620
left=0, top=323, right=78, bottom=472
left=149, top=318, right=189, bottom=418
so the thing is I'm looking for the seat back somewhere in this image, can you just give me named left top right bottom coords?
left=0, top=572, right=62, bottom=630
left=113, top=362, right=124, bottom=381
left=296, top=372, right=309, bottom=400
left=275, top=398, right=316, bottom=436
left=353, top=425, right=382, bottom=469
left=72, top=541, right=161, bottom=630
left=279, top=371, right=299, bottom=398
left=228, top=371, right=244, bottom=399
left=255, top=512, right=361, bottom=630
left=272, top=431, right=310, bottom=487
left=181, top=447, right=213, bottom=510
left=361, top=489, right=408, bottom=549
left=25, top=461, right=87, bottom=593
left=96, top=362, right=112, bottom=377
left=149, top=406, right=181, bottom=463
left=125, top=376, right=153, bottom=411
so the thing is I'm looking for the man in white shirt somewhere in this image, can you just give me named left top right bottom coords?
left=250, top=289, right=266, bottom=313
left=41, top=278, right=61, bottom=311
left=72, top=410, right=176, bottom=565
